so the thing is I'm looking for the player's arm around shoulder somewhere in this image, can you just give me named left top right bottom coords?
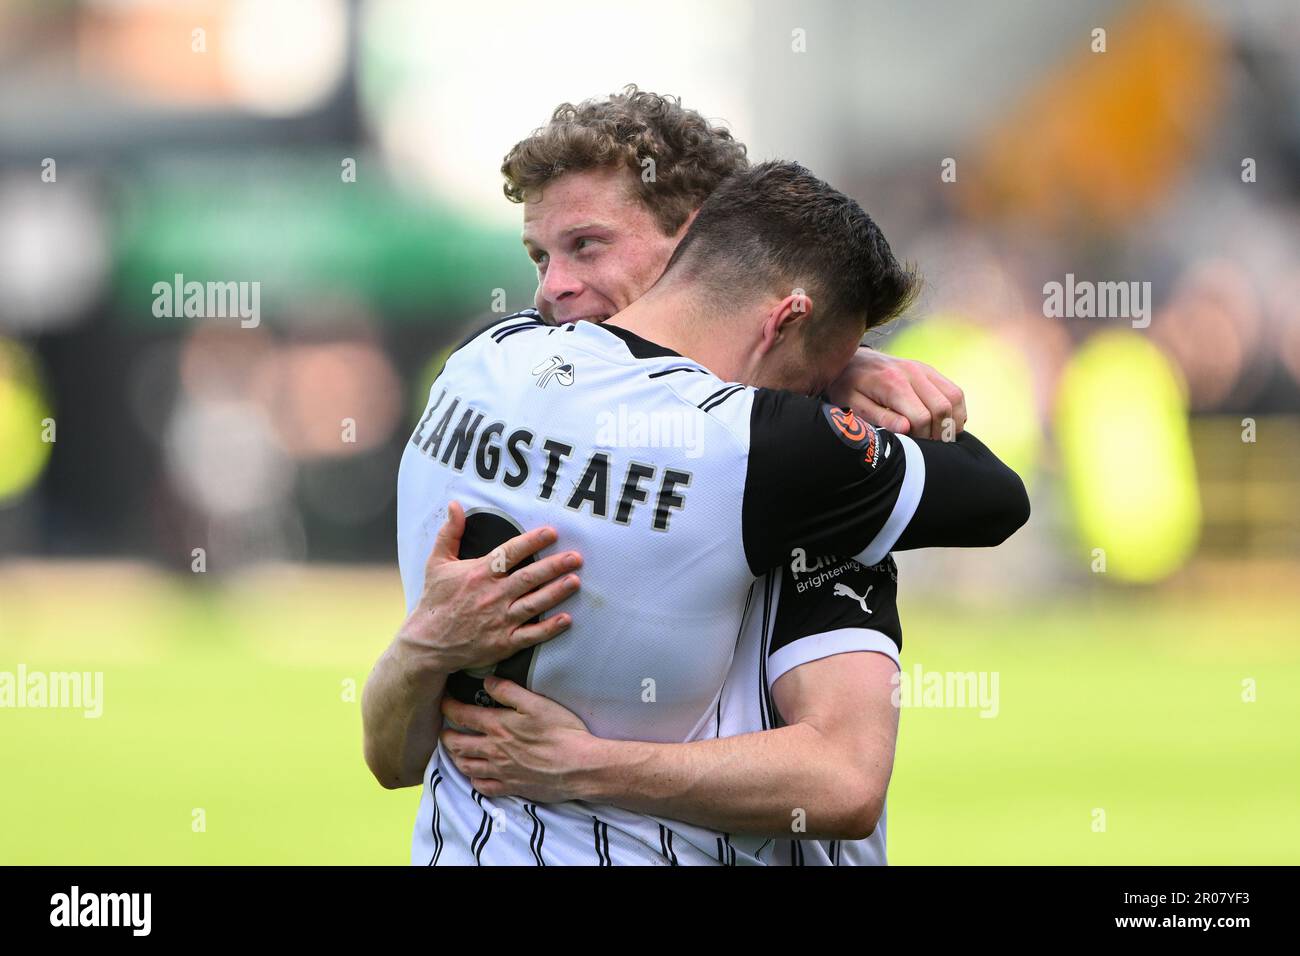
left=440, top=554, right=903, bottom=845
left=441, top=646, right=900, bottom=840
left=807, top=343, right=1029, bottom=553
left=362, top=503, right=582, bottom=789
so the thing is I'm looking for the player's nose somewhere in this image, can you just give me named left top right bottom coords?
left=538, top=259, right=583, bottom=306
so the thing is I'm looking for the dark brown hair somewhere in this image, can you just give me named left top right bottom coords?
left=501, top=85, right=750, bottom=235
left=662, top=161, right=921, bottom=344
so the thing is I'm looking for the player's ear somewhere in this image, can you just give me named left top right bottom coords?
left=760, top=292, right=814, bottom=353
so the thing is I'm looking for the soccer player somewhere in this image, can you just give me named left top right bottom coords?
left=363, top=89, right=984, bottom=866
left=365, top=88, right=961, bottom=778
left=387, top=159, right=1028, bottom=865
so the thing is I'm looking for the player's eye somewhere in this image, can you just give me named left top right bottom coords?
left=574, top=237, right=599, bottom=253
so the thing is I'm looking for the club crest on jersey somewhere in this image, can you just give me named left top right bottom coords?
left=822, top=405, right=884, bottom=469
left=532, top=355, right=575, bottom=388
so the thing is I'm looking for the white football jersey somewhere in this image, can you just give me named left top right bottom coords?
left=398, top=311, right=927, bottom=865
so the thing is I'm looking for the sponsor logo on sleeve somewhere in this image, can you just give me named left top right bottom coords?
left=790, top=547, right=897, bottom=593
left=822, top=406, right=883, bottom=469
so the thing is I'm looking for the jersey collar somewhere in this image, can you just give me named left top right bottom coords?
left=597, top=322, right=683, bottom=360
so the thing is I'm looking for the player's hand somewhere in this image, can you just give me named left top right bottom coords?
left=394, top=502, right=582, bottom=676
left=826, top=347, right=967, bottom=440
left=439, top=676, right=595, bottom=804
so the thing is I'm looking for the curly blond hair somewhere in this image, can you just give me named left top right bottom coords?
left=502, top=85, right=749, bottom=235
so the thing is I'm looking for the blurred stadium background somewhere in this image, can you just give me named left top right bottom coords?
left=1, top=0, right=1297, bottom=864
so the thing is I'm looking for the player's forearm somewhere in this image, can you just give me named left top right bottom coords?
left=361, top=642, right=448, bottom=789
left=574, top=724, right=884, bottom=840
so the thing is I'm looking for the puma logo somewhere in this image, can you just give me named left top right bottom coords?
left=832, top=583, right=873, bottom=614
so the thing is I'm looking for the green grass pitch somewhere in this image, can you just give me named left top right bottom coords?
left=1, top=564, right=1296, bottom=864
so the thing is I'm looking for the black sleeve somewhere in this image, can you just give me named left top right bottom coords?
left=892, top=431, right=1030, bottom=551
left=771, top=554, right=903, bottom=660
left=742, top=389, right=1029, bottom=575
left=743, top=389, right=909, bottom=575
